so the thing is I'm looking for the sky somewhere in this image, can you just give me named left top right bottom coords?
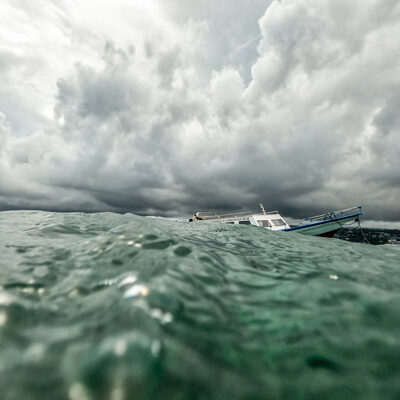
left=0, top=0, right=399, bottom=222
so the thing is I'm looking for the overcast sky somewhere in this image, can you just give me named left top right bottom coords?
left=0, top=0, right=399, bottom=221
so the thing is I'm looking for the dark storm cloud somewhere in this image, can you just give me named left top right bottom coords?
left=0, top=0, right=399, bottom=222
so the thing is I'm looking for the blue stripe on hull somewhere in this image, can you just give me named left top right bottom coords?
left=282, top=213, right=362, bottom=236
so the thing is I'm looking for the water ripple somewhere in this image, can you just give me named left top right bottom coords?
left=0, top=211, right=399, bottom=399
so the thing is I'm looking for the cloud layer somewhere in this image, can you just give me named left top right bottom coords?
left=0, top=0, right=399, bottom=220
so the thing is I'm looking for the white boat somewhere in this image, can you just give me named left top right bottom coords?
left=189, top=205, right=363, bottom=238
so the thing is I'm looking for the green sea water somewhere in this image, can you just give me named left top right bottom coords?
left=0, top=211, right=399, bottom=400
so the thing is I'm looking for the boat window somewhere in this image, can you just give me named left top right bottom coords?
left=271, top=219, right=285, bottom=226
left=238, top=220, right=251, bottom=225
left=225, top=222, right=234, bottom=224
left=257, top=220, right=272, bottom=228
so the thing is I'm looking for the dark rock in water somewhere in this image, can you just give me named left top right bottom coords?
left=335, top=227, right=398, bottom=245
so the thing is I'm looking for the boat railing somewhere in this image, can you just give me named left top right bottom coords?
left=196, top=211, right=253, bottom=220
left=195, top=209, right=280, bottom=220
left=289, top=206, right=363, bottom=227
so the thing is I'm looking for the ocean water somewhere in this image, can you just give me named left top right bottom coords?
left=0, top=211, right=399, bottom=400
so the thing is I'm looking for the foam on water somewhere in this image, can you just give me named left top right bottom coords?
left=0, top=211, right=399, bottom=400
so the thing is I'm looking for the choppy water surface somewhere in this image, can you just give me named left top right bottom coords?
left=0, top=211, right=399, bottom=400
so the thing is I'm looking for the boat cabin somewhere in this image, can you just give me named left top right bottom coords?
left=189, top=207, right=291, bottom=231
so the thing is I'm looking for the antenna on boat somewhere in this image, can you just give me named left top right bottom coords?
left=260, top=203, right=266, bottom=215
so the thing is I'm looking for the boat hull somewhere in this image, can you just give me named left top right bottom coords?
left=283, top=214, right=359, bottom=237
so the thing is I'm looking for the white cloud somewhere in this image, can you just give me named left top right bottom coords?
left=0, top=0, right=399, bottom=220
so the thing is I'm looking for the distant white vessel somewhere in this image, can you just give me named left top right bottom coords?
left=189, top=205, right=363, bottom=238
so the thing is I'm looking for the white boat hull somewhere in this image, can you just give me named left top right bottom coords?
left=283, top=215, right=358, bottom=237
